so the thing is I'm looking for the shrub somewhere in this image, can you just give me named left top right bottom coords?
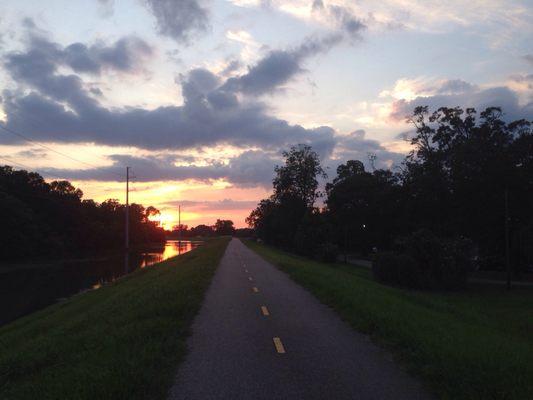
left=373, top=230, right=474, bottom=290
left=373, top=251, right=417, bottom=286
left=315, top=242, right=339, bottom=263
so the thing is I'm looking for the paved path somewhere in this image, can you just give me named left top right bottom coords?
left=169, top=239, right=432, bottom=400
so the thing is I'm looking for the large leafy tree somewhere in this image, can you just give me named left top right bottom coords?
left=247, top=144, right=326, bottom=249
left=0, top=166, right=166, bottom=261
left=401, top=107, right=532, bottom=266
left=326, top=160, right=402, bottom=254
left=213, top=219, right=236, bottom=235
left=272, top=144, right=326, bottom=207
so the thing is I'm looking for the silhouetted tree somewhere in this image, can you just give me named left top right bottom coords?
left=190, top=224, right=215, bottom=237
left=213, top=219, right=235, bottom=235
left=0, top=166, right=165, bottom=262
left=247, top=144, right=332, bottom=254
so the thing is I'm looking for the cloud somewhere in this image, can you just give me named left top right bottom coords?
left=4, top=33, right=153, bottom=81
left=327, top=5, right=366, bottom=39
left=96, top=0, right=115, bottom=17
left=389, top=83, right=533, bottom=122
left=525, top=54, right=533, bottom=66
left=40, top=150, right=278, bottom=188
left=143, top=0, right=210, bottom=43
left=331, top=129, right=405, bottom=171
left=222, top=33, right=342, bottom=95
left=435, top=79, right=476, bottom=95
left=64, top=37, right=153, bottom=74
left=0, top=21, right=405, bottom=188
left=2, top=43, right=338, bottom=155
left=164, top=198, right=259, bottom=211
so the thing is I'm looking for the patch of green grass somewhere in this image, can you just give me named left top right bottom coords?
left=244, top=240, right=533, bottom=400
left=0, top=237, right=230, bottom=400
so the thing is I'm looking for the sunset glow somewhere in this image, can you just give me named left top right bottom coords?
left=0, top=0, right=531, bottom=227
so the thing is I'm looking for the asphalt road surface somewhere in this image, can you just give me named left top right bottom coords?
left=169, top=238, right=432, bottom=400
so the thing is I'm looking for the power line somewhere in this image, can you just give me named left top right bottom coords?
left=0, top=156, right=63, bottom=178
left=0, top=155, right=33, bottom=170
left=0, top=123, right=124, bottom=178
left=4, top=106, right=122, bottom=169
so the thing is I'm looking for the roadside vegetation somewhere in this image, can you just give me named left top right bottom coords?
left=247, top=106, right=533, bottom=279
left=0, top=237, right=230, bottom=400
left=244, top=240, right=533, bottom=400
left=0, top=166, right=166, bottom=262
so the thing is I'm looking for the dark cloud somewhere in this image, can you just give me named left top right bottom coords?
left=436, top=79, right=476, bottom=95
left=390, top=84, right=533, bottom=122
left=41, top=150, right=278, bottom=188
left=4, top=33, right=152, bottom=79
left=331, top=129, right=405, bottom=171
left=65, top=37, right=152, bottom=74
left=1, top=58, right=337, bottom=156
left=222, top=34, right=342, bottom=96
left=89, top=87, right=104, bottom=96
left=329, top=6, right=365, bottom=38
left=524, top=54, right=533, bottom=66
left=221, top=59, right=242, bottom=77
left=143, top=0, right=210, bottom=43
left=311, top=1, right=366, bottom=39
left=0, top=22, right=405, bottom=188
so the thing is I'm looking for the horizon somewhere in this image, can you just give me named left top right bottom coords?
left=1, top=0, right=532, bottom=229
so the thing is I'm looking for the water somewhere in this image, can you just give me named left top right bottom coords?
left=0, top=240, right=202, bottom=326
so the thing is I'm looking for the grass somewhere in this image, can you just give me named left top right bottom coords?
left=0, top=237, right=230, bottom=400
left=244, top=240, right=533, bottom=400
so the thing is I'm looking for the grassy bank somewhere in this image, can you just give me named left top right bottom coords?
left=244, top=240, right=533, bottom=400
left=0, top=237, right=230, bottom=400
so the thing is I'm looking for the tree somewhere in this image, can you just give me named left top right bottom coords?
left=248, top=144, right=328, bottom=251
left=0, top=166, right=166, bottom=261
left=214, top=219, right=235, bottom=235
left=401, top=106, right=532, bottom=272
left=273, top=144, right=326, bottom=207
left=326, top=160, right=402, bottom=255
left=190, top=224, right=215, bottom=237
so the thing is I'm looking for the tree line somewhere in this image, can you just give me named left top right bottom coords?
left=247, top=107, right=533, bottom=288
left=0, top=166, right=165, bottom=262
left=169, top=219, right=252, bottom=238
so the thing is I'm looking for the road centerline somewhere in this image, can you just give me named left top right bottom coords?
left=273, top=337, right=286, bottom=354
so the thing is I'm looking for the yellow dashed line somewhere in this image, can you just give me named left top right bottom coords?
left=261, top=306, right=270, bottom=316
left=273, top=337, right=286, bottom=354
left=252, top=287, right=259, bottom=293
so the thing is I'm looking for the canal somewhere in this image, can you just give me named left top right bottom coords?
left=0, top=240, right=202, bottom=325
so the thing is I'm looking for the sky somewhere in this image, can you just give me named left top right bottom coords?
left=0, top=0, right=532, bottom=229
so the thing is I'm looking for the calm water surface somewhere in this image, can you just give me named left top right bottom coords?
left=0, top=240, right=202, bottom=325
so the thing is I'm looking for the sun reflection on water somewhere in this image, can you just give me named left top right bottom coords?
left=140, top=240, right=202, bottom=268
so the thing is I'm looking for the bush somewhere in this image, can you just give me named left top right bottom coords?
left=373, top=230, right=474, bottom=290
left=373, top=251, right=417, bottom=286
left=315, top=242, right=339, bottom=263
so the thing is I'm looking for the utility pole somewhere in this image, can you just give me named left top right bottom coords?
left=125, top=166, right=130, bottom=251
left=178, top=204, right=181, bottom=255
left=178, top=205, right=181, bottom=241
left=505, top=187, right=511, bottom=290
left=124, top=166, right=130, bottom=273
